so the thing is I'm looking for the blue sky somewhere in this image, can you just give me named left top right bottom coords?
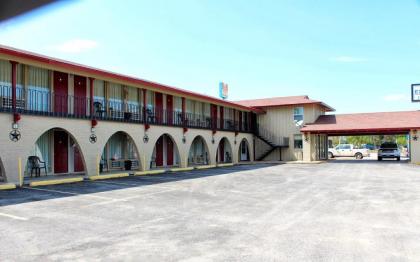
left=1, top=0, right=420, bottom=113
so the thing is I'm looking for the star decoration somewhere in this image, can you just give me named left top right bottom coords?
left=9, top=130, right=21, bottom=142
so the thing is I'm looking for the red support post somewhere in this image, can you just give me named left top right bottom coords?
left=181, top=97, right=186, bottom=125
left=10, top=61, right=18, bottom=112
left=142, top=89, right=147, bottom=122
left=233, top=109, right=236, bottom=130
left=89, top=77, right=95, bottom=117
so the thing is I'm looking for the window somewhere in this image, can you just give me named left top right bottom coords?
left=294, top=107, right=304, bottom=122
left=294, top=134, right=303, bottom=149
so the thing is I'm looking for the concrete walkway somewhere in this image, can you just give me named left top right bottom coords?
left=0, top=162, right=419, bottom=261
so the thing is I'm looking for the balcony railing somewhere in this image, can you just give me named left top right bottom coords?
left=0, top=85, right=254, bottom=133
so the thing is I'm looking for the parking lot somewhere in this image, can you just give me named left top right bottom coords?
left=1, top=162, right=420, bottom=261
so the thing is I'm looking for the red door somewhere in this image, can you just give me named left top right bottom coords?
left=155, top=136, right=164, bottom=167
left=219, top=107, right=224, bottom=129
left=211, top=104, right=218, bottom=130
left=73, top=75, right=87, bottom=117
left=74, top=146, right=84, bottom=172
left=54, top=130, right=68, bottom=174
left=238, top=111, right=243, bottom=131
left=155, top=92, right=163, bottom=124
left=71, top=136, right=84, bottom=172
left=219, top=140, right=225, bottom=162
left=54, top=71, right=68, bottom=114
left=166, top=95, right=173, bottom=125
left=167, top=137, right=174, bottom=166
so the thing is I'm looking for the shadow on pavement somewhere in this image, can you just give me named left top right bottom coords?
left=0, top=163, right=277, bottom=207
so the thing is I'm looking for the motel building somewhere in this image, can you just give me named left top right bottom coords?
left=0, top=45, right=420, bottom=187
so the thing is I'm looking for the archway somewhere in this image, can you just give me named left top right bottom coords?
left=216, top=137, right=233, bottom=163
left=238, top=138, right=251, bottom=162
left=100, top=131, right=140, bottom=173
left=151, top=134, right=180, bottom=169
left=188, top=135, right=210, bottom=166
left=25, top=128, right=86, bottom=178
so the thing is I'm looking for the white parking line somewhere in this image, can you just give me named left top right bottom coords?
left=0, top=212, right=28, bottom=221
left=82, top=188, right=176, bottom=208
left=90, top=180, right=172, bottom=190
left=23, top=187, right=115, bottom=200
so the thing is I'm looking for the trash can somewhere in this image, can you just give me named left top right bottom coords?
left=124, top=160, right=132, bottom=171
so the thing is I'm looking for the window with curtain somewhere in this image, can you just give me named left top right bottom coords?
left=294, top=134, right=303, bottom=149
left=93, top=80, right=104, bottom=99
left=28, top=131, right=52, bottom=175
left=294, top=106, right=304, bottom=122
left=203, top=103, right=210, bottom=117
left=108, top=82, right=123, bottom=113
left=173, top=96, right=182, bottom=112
left=126, top=86, right=139, bottom=113
left=146, top=90, right=155, bottom=109
left=0, top=59, right=11, bottom=86
left=186, top=99, right=193, bottom=114
left=105, top=133, right=136, bottom=161
left=27, top=66, right=50, bottom=111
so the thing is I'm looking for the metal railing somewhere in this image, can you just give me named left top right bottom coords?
left=0, top=85, right=254, bottom=133
left=256, top=125, right=289, bottom=147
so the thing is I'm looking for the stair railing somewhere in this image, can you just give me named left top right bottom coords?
left=256, top=125, right=289, bottom=147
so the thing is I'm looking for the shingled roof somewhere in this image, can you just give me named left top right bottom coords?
left=235, top=95, right=335, bottom=112
left=301, top=111, right=420, bottom=135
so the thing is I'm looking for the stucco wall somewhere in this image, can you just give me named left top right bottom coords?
left=256, top=104, right=325, bottom=161
left=410, top=129, right=420, bottom=164
left=0, top=112, right=254, bottom=184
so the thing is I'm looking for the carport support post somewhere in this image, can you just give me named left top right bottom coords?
left=410, top=129, right=420, bottom=164
left=302, top=132, right=316, bottom=162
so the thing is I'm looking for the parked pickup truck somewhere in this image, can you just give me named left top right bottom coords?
left=328, top=144, right=370, bottom=159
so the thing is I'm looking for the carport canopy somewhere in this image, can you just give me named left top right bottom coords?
left=301, top=111, right=420, bottom=135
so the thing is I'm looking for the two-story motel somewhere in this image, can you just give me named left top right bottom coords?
left=0, top=45, right=420, bottom=186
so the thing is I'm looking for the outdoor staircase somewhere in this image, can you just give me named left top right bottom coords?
left=255, top=126, right=289, bottom=161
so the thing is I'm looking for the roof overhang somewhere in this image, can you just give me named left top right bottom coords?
left=303, top=128, right=413, bottom=136
left=0, top=45, right=257, bottom=112
left=301, top=111, right=420, bottom=136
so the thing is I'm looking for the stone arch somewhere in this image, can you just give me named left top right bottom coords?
left=150, top=133, right=181, bottom=169
left=100, top=131, right=141, bottom=173
left=188, top=135, right=211, bottom=166
left=238, top=138, right=251, bottom=162
left=24, top=127, right=87, bottom=177
left=216, top=137, right=233, bottom=163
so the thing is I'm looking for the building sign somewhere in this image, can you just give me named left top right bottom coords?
left=412, top=84, right=420, bottom=102
left=219, top=82, right=228, bottom=100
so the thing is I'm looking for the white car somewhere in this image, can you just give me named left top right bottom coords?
left=328, top=144, right=370, bottom=159
left=378, top=142, right=401, bottom=161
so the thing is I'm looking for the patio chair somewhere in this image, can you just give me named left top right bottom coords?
left=93, top=101, right=106, bottom=118
left=27, top=156, right=47, bottom=177
left=146, top=108, right=156, bottom=123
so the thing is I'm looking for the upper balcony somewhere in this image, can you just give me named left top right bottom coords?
left=0, top=85, right=255, bottom=133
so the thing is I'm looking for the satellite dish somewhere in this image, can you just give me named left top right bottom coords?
left=294, top=120, right=304, bottom=128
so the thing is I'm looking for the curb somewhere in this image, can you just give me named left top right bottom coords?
left=170, top=167, right=194, bottom=172
left=89, top=173, right=130, bottom=180
left=195, top=165, right=217, bottom=170
left=0, top=183, right=17, bottom=190
left=29, top=177, right=84, bottom=187
left=134, top=170, right=167, bottom=176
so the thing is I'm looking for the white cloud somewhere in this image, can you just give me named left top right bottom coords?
left=383, top=94, right=409, bottom=102
left=330, top=56, right=367, bottom=63
left=52, top=39, right=97, bottom=53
